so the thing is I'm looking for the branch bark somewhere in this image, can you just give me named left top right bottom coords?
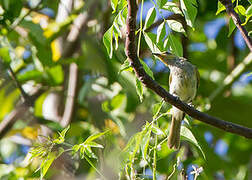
left=126, top=0, right=252, bottom=138
left=219, top=0, right=252, bottom=52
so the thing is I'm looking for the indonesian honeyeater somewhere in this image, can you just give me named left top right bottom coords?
left=153, top=52, right=200, bottom=149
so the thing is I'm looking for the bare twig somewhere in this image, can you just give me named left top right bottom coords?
left=0, top=89, right=44, bottom=139
left=126, top=0, right=252, bottom=138
left=145, top=14, right=184, bottom=32
left=209, top=52, right=252, bottom=101
left=219, top=0, right=252, bottom=51
left=60, top=63, right=78, bottom=127
left=59, top=1, right=98, bottom=127
left=8, top=67, right=32, bottom=106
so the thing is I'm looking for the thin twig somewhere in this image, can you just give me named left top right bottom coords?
left=209, top=52, right=252, bottom=101
left=219, top=0, right=252, bottom=51
left=126, top=0, right=252, bottom=138
left=145, top=14, right=183, bottom=32
left=8, top=67, right=32, bottom=105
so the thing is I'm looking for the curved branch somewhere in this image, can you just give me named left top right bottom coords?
left=209, top=52, right=252, bottom=101
left=126, top=0, right=252, bottom=138
left=219, top=0, right=252, bottom=52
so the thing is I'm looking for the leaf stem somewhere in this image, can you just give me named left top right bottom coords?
left=84, top=154, right=106, bottom=180
left=153, top=132, right=158, bottom=180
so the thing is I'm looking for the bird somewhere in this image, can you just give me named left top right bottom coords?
left=153, top=52, right=200, bottom=149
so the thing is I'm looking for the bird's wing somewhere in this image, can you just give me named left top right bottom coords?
left=169, top=73, right=172, bottom=86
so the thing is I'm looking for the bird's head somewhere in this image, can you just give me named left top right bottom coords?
left=152, top=52, right=178, bottom=66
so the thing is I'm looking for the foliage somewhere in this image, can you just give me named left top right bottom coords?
left=0, top=0, right=251, bottom=179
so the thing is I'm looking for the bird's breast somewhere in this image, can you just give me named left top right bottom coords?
left=169, top=68, right=197, bottom=102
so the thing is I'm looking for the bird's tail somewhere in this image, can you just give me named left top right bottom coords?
left=168, top=107, right=185, bottom=149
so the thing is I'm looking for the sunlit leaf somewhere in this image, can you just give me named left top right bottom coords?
left=216, top=1, right=226, bottom=15
left=156, top=21, right=166, bottom=43
left=166, top=20, right=186, bottom=35
left=152, top=101, right=164, bottom=119
left=111, top=0, right=118, bottom=13
left=235, top=5, right=246, bottom=16
left=161, top=2, right=183, bottom=15
left=180, top=126, right=206, bottom=159
left=180, top=0, right=197, bottom=28
left=110, top=93, right=125, bottom=110
left=103, top=26, right=114, bottom=58
left=46, top=65, right=64, bottom=85
left=119, top=59, right=133, bottom=73
left=140, top=122, right=152, bottom=160
left=164, top=34, right=183, bottom=57
left=143, top=32, right=161, bottom=53
left=135, top=77, right=143, bottom=102
left=140, top=59, right=154, bottom=79
left=84, top=130, right=109, bottom=144
left=152, top=124, right=164, bottom=135
left=0, top=47, right=11, bottom=64
left=40, top=152, right=57, bottom=178
left=228, top=18, right=236, bottom=37
left=85, top=141, right=104, bottom=148
left=144, top=7, right=156, bottom=29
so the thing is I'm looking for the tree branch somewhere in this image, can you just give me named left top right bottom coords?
left=0, top=89, right=44, bottom=139
left=126, top=0, right=252, bottom=138
left=209, top=52, right=252, bottom=101
left=145, top=14, right=184, bottom=32
left=8, top=67, right=32, bottom=106
left=219, top=0, right=252, bottom=52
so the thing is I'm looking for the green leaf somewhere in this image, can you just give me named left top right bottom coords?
left=140, top=122, right=152, bottom=160
left=40, top=152, right=57, bottom=178
left=84, top=130, right=109, bottom=144
left=34, top=92, right=49, bottom=117
left=164, top=34, right=183, bottom=57
left=152, top=124, right=164, bottom=135
left=143, top=32, right=161, bottom=53
left=119, top=58, right=133, bottom=73
left=1, top=0, right=22, bottom=22
left=228, top=18, right=236, bottom=37
left=135, top=77, right=143, bottom=102
left=0, top=47, right=11, bottom=64
left=156, top=0, right=167, bottom=8
left=111, top=0, right=118, bottom=13
left=166, top=20, right=186, bottom=34
left=18, top=70, right=43, bottom=83
left=216, top=0, right=235, bottom=15
left=84, top=146, right=98, bottom=159
left=180, top=0, right=197, bottom=28
left=103, top=26, right=114, bottom=58
left=110, top=93, right=125, bottom=110
left=246, top=5, right=252, bottom=15
left=117, top=0, right=127, bottom=11
left=113, top=20, right=122, bottom=38
left=85, top=141, right=104, bottom=148
left=156, top=21, right=166, bottom=43
left=46, top=65, right=64, bottom=85
left=144, top=7, right=156, bottom=29
left=180, top=126, right=206, bottom=159
left=161, top=2, right=183, bottom=15
left=140, top=59, right=154, bottom=79
left=242, top=14, right=252, bottom=25
left=216, top=1, right=226, bottom=15
left=121, top=132, right=142, bottom=165
left=235, top=5, right=246, bottom=16
left=72, top=144, right=81, bottom=153
left=53, top=125, right=70, bottom=144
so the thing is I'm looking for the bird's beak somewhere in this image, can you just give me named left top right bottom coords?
left=152, top=52, right=165, bottom=59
